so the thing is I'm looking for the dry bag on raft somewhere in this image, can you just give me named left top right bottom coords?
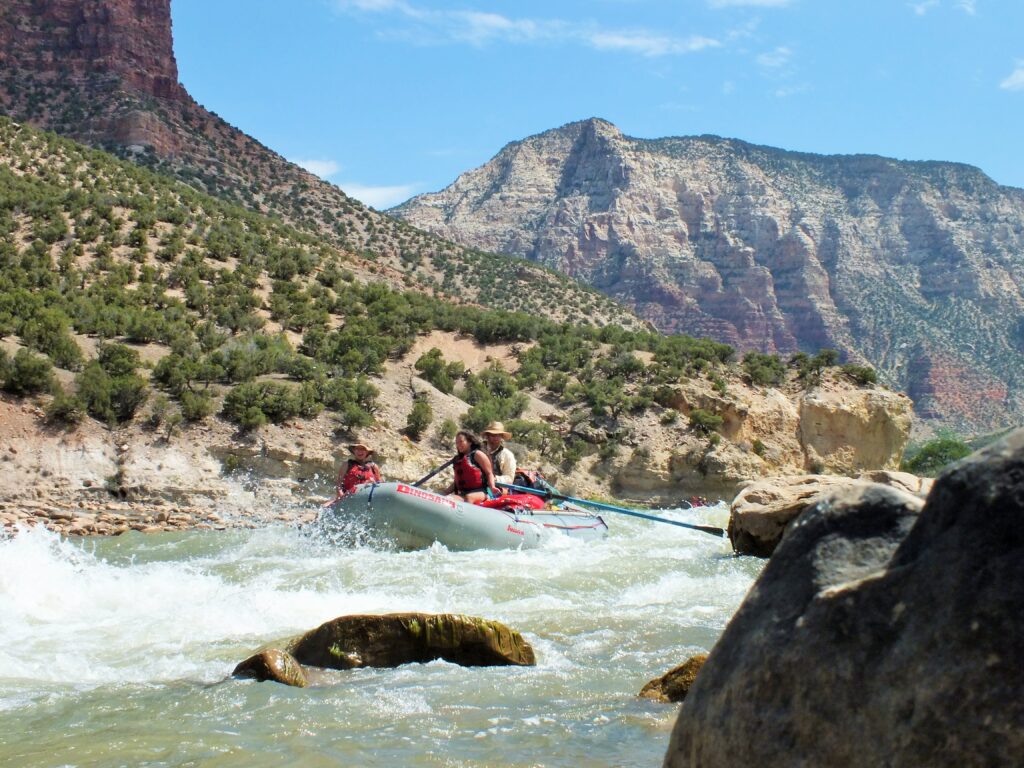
left=475, top=493, right=545, bottom=511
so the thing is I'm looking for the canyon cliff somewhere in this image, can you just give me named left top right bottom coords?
left=393, top=119, right=1024, bottom=436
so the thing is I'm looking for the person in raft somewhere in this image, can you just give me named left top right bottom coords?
left=481, top=421, right=517, bottom=487
left=336, top=440, right=381, bottom=496
left=443, top=430, right=499, bottom=503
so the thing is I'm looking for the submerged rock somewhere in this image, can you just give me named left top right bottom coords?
left=665, top=429, right=1024, bottom=767
left=233, top=649, right=308, bottom=688
left=639, top=654, right=708, bottom=703
left=287, top=613, right=536, bottom=669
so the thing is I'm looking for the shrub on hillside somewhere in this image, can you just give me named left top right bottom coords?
left=743, top=352, right=785, bottom=387
left=414, top=348, right=464, bottom=394
left=45, top=387, right=86, bottom=427
left=688, top=408, right=724, bottom=435
left=18, top=307, right=83, bottom=370
left=404, top=397, right=433, bottom=441
left=75, top=360, right=148, bottom=425
left=222, top=380, right=313, bottom=429
left=791, top=348, right=840, bottom=387
left=97, top=343, right=141, bottom=378
left=437, top=417, right=458, bottom=445
left=179, top=389, right=214, bottom=422
left=2, top=348, right=54, bottom=396
left=840, top=363, right=878, bottom=386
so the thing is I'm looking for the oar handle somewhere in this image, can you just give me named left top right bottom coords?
left=497, top=483, right=725, bottom=538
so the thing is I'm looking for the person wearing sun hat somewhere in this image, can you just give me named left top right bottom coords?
left=481, top=421, right=517, bottom=487
left=335, top=440, right=382, bottom=496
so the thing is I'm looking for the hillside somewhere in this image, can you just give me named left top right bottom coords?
left=393, top=118, right=1024, bottom=436
left=0, top=0, right=638, bottom=330
left=0, top=119, right=912, bottom=525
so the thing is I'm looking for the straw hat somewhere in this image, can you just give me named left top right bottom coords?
left=348, top=441, right=375, bottom=456
left=481, top=421, right=512, bottom=439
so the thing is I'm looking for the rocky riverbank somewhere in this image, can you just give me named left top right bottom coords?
left=0, top=349, right=915, bottom=539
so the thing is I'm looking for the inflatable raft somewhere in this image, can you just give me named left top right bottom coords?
left=324, top=481, right=608, bottom=550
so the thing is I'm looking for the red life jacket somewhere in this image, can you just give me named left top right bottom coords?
left=341, top=459, right=379, bottom=493
left=452, top=451, right=485, bottom=493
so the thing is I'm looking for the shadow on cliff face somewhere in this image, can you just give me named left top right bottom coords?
left=664, top=428, right=1024, bottom=768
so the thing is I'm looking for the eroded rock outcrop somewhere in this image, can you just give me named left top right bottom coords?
left=665, top=430, right=1024, bottom=767
left=728, top=471, right=932, bottom=556
left=607, top=375, right=911, bottom=504
left=799, top=387, right=913, bottom=474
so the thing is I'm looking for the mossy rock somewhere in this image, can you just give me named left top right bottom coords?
left=286, top=612, right=535, bottom=669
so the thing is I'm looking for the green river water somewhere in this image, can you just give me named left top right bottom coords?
left=0, top=504, right=762, bottom=767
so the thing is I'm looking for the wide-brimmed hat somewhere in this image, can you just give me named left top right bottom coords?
left=348, top=442, right=375, bottom=455
left=481, top=421, right=512, bottom=439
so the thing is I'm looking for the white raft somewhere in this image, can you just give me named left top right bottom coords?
left=324, top=481, right=608, bottom=550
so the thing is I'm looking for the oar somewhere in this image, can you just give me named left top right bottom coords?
left=497, top=482, right=725, bottom=537
left=412, top=457, right=456, bottom=488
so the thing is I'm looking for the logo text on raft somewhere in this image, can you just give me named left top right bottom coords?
left=396, top=484, right=457, bottom=508
left=506, top=524, right=525, bottom=536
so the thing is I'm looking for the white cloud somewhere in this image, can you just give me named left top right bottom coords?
left=333, top=0, right=719, bottom=57
left=340, top=182, right=419, bottom=209
left=909, top=0, right=939, bottom=15
left=589, top=31, right=720, bottom=56
left=295, top=159, right=341, bottom=178
left=757, top=45, right=792, bottom=68
left=956, top=0, right=977, bottom=14
left=773, top=83, right=810, bottom=98
left=1000, top=63, right=1024, bottom=91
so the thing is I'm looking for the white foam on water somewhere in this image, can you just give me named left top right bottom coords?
left=0, top=501, right=761, bottom=731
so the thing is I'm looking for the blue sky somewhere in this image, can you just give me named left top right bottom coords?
left=171, top=0, right=1024, bottom=209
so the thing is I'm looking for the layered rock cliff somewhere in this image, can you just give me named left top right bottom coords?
left=393, top=119, right=1024, bottom=435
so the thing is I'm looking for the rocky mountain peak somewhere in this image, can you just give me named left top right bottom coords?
left=394, top=120, right=1024, bottom=435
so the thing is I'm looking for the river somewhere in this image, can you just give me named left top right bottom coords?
left=0, top=503, right=762, bottom=767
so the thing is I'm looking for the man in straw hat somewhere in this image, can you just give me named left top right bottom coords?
left=335, top=439, right=382, bottom=496
left=481, top=421, right=517, bottom=487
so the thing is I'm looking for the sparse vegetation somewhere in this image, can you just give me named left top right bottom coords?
left=0, top=116, right=901, bottom=483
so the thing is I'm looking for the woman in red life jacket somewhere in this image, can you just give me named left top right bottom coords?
left=443, top=430, right=498, bottom=503
left=336, top=440, right=381, bottom=496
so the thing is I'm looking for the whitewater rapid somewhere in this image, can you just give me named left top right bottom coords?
left=0, top=504, right=762, bottom=766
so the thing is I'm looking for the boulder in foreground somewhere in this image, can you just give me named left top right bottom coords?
left=666, top=429, right=1024, bottom=767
